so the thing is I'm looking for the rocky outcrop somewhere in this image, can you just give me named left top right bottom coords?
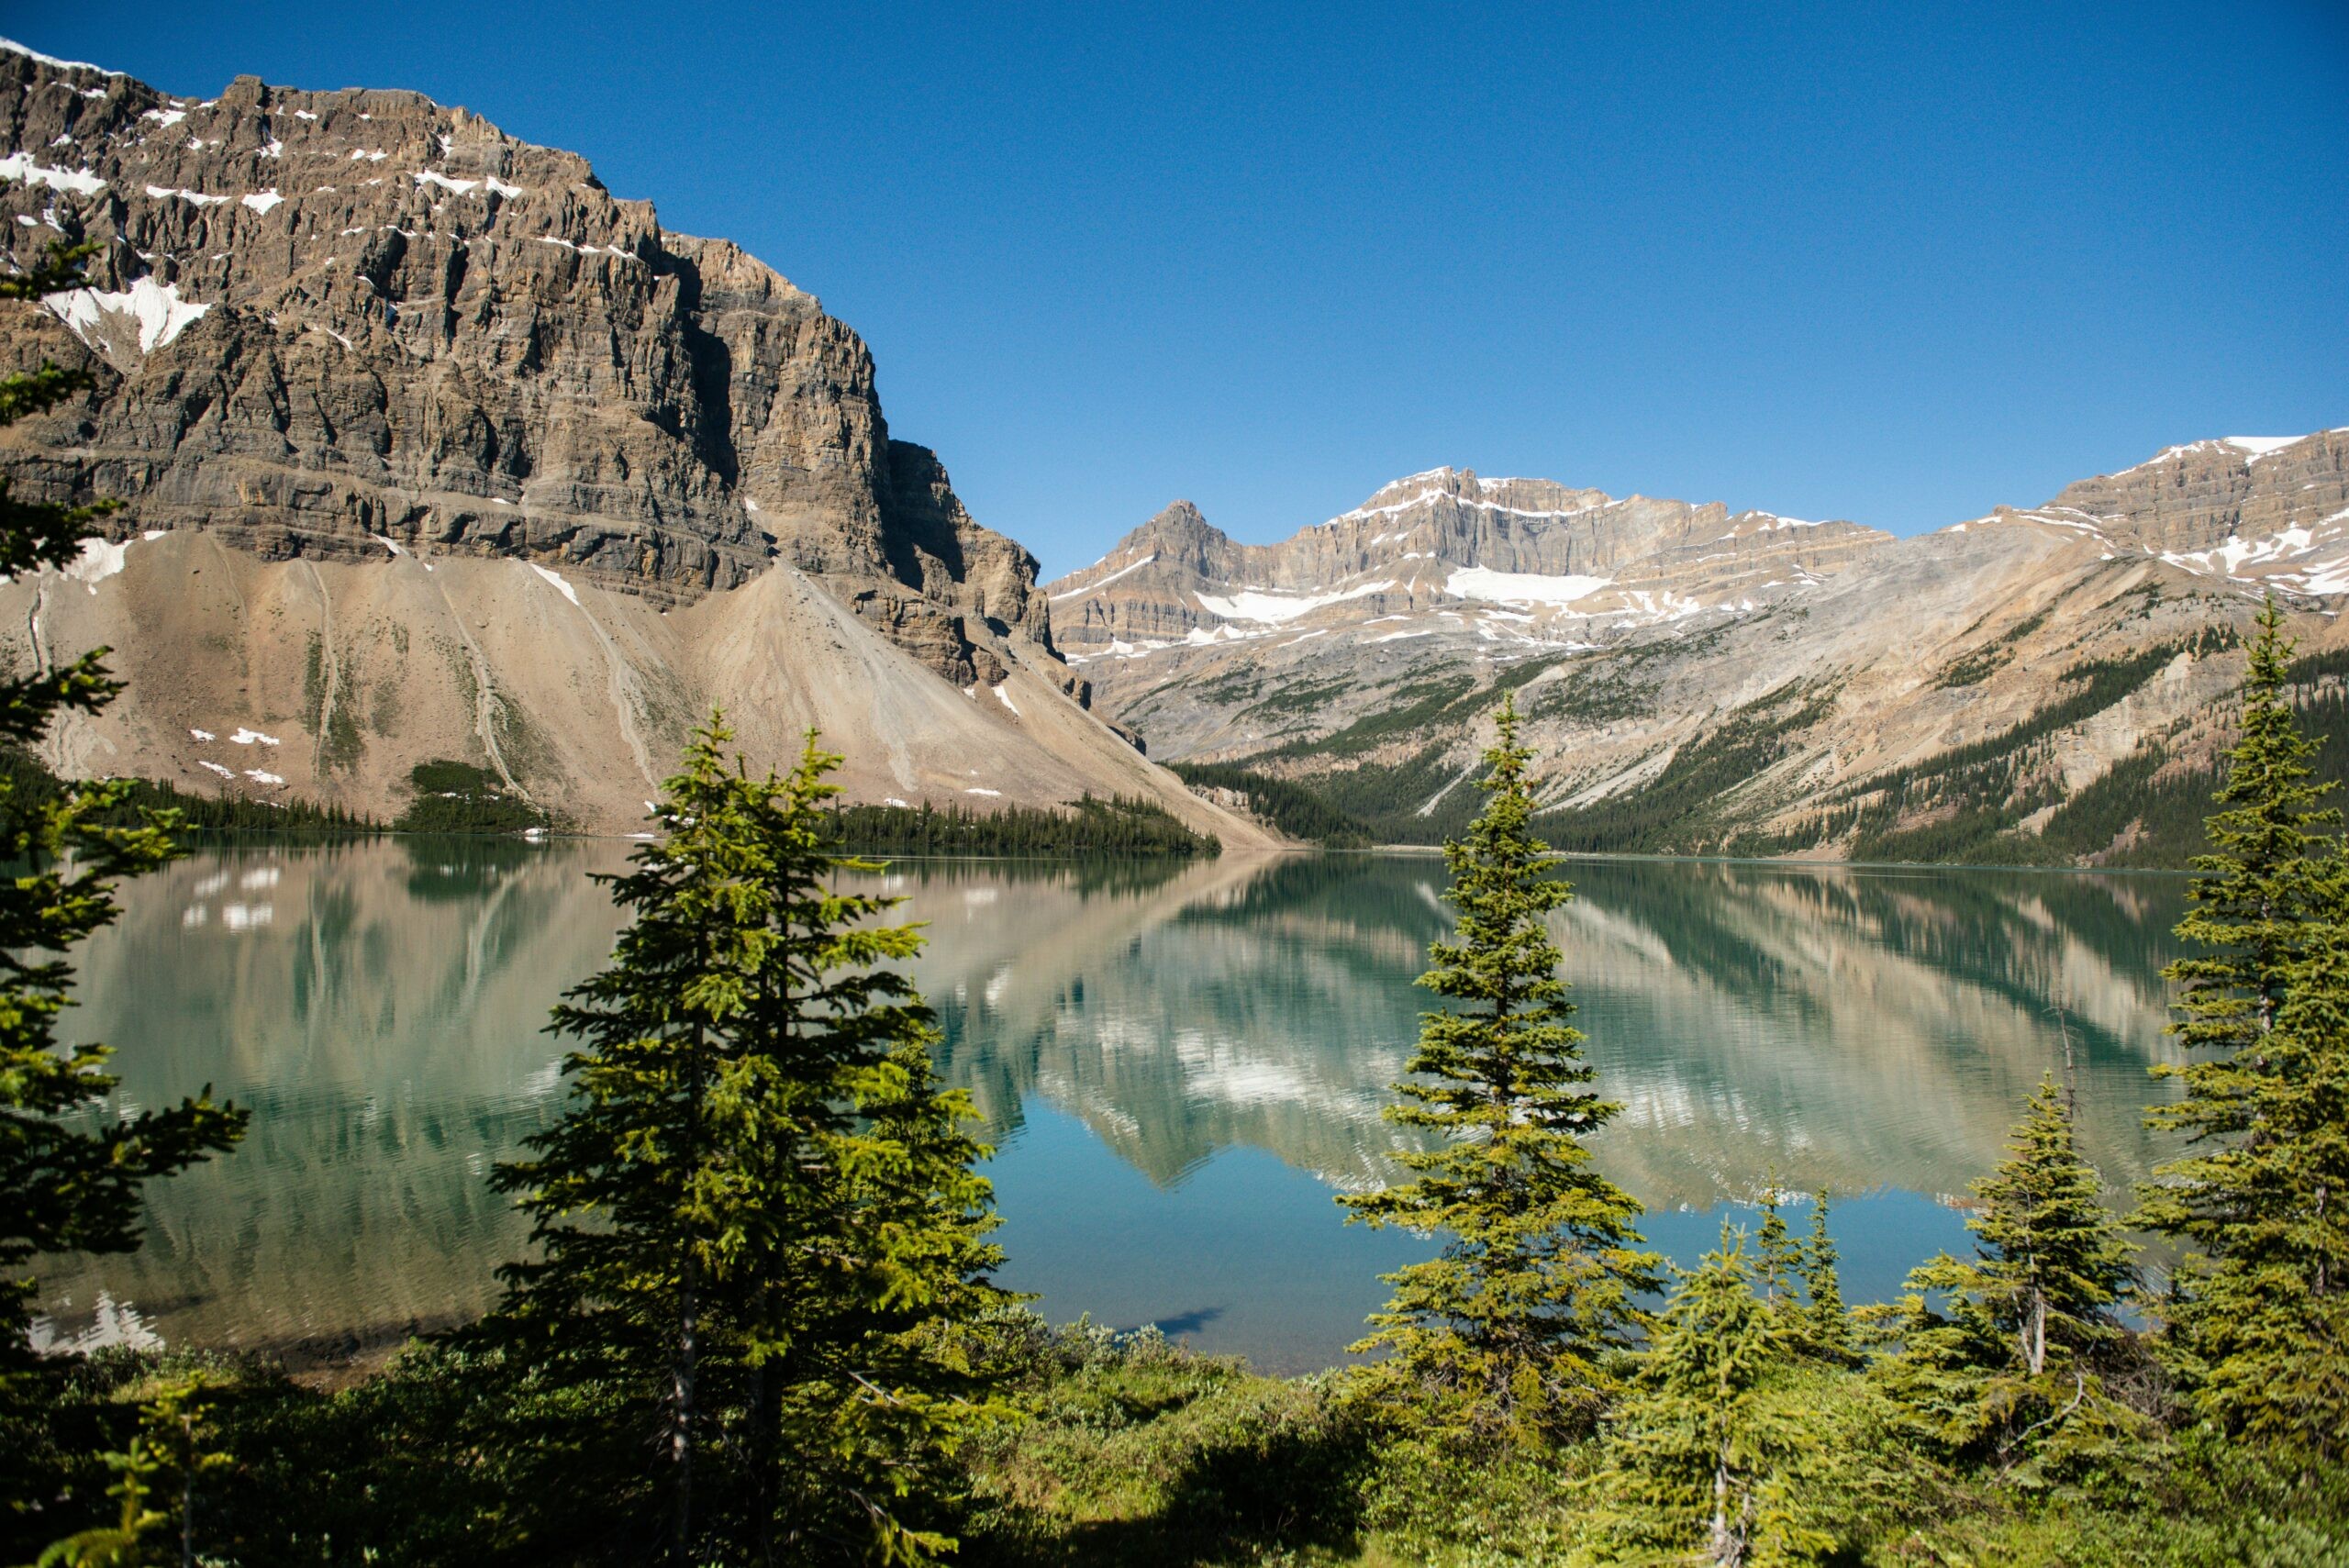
left=0, top=43, right=1051, bottom=675
left=2040, top=431, right=2349, bottom=594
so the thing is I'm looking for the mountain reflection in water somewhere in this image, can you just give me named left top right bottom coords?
left=40, top=840, right=2187, bottom=1373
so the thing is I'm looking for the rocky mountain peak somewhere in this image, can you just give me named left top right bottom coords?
left=0, top=39, right=1052, bottom=684
left=0, top=39, right=1271, bottom=846
left=1119, top=500, right=1234, bottom=573
left=1141, top=498, right=1219, bottom=537
left=1333, top=465, right=1614, bottom=526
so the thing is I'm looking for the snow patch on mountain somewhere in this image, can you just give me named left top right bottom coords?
left=2118, top=434, right=2313, bottom=474
left=1197, top=581, right=1393, bottom=624
left=527, top=562, right=582, bottom=606
left=1052, top=551, right=1154, bottom=600
left=144, top=183, right=228, bottom=206
left=63, top=535, right=130, bottom=586
left=43, top=275, right=209, bottom=352
left=0, top=150, right=105, bottom=195
left=2226, top=436, right=2305, bottom=461
left=1337, top=491, right=1609, bottom=526
left=0, top=36, right=123, bottom=75
left=1445, top=566, right=1612, bottom=606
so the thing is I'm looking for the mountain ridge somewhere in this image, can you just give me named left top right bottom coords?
left=1045, top=432, right=2349, bottom=863
left=8, top=35, right=2343, bottom=863
left=1047, top=464, right=1891, bottom=662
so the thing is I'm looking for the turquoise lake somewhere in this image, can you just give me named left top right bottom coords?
left=39, top=840, right=2188, bottom=1374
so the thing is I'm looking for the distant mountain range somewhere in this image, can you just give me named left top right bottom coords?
left=1045, top=434, right=2349, bottom=863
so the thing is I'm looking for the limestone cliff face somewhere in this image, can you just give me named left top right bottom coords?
left=0, top=43, right=1052, bottom=687
left=2042, top=432, right=2349, bottom=593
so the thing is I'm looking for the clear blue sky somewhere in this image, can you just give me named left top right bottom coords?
left=15, top=1, right=2347, bottom=575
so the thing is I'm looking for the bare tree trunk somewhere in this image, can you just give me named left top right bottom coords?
left=753, top=1355, right=785, bottom=1568
left=674, top=1018, right=706, bottom=1567
left=2028, top=1288, right=2047, bottom=1376
left=674, top=1255, right=697, bottom=1565
left=1711, top=1446, right=1734, bottom=1566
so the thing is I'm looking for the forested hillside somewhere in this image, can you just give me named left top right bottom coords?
left=1165, top=621, right=2349, bottom=870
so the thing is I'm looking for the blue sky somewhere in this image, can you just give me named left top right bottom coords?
left=14, top=1, right=2346, bottom=576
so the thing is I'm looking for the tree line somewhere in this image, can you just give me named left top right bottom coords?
left=0, top=747, right=383, bottom=837
left=823, top=794, right=1219, bottom=859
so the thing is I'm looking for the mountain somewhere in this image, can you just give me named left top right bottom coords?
left=0, top=41, right=1269, bottom=845
left=1050, top=469, right=1889, bottom=662
left=1043, top=435, right=2349, bottom=863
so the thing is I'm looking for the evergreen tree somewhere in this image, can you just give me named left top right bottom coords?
left=31, top=1427, right=167, bottom=1568
left=1971, top=1078, right=2135, bottom=1377
left=2163, top=595, right=2337, bottom=1056
left=29, top=1369, right=233, bottom=1568
left=487, top=718, right=1004, bottom=1564
left=1591, top=1227, right=1827, bottom=1566
left=2143, top=601, right=2349, bottom=1451
left=0, top=247, right=246, bottom=1531
left=1338, top=697, right=1656, bottom=1443
left=1871, top=1076, right=2140, bottom=1478
left=140, top=1373, right=233, bottom=1568
left=1751, top=1177, right=1852, bottom=1363
left=1799, top=1190, right=1853, bottom=1364
left=1754, top=1177, right=1800, bottom=1310
left=2155, top=909, right=2349, bottom=1462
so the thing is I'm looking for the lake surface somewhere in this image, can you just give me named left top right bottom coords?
left=39, top=841, right=2190, bottom=1374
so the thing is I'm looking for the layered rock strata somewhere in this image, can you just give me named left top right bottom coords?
left=0, top=41, right=1260, bottom=842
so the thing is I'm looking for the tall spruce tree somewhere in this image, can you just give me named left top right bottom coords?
left=488, top=718, right=1003, bottom=1564
left=1754, top=1177, right=1800, bottom=1310
left=2153, top=895, right=2349, bottom=1461
left=1591, top=1227, right=1826, bottom=1567
left=1338, top=696, right=1656, bottom=1443
left=1872, top=1076, right=2139, bottom=1477
left=2143, top=601, right=2349, bottom=1455
left=2162, top=597, right=2338, bottom=1057
left=1968, top=1078, right=2136, bottom=1378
